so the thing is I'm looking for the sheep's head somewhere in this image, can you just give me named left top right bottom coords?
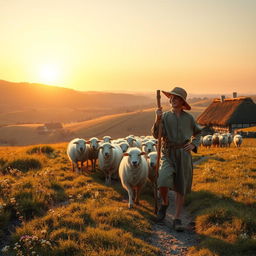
left=123, top=148, right=145, bottom=168
left=73, top=139, right=89, bottom=153
left=148, top=152, right=157, bottom=168
left=119, top=142, right=129, bottom=153
left=89, top=137, right=100, bottom=150
left=142, top=141, right=156, bottom=153
left=99, top=142, right=114, bottom=159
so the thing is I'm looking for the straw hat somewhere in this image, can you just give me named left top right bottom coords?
left=162, top=87, right=191, bottom=110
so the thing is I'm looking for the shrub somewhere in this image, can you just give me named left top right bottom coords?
left=8, top=158, right=42, bottom=172
left=27, top=146, right=55, bottom=155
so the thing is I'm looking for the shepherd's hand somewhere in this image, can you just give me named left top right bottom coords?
left=155, top=108, right=162, bottom=121
left=184, top=143, right=195, bottom=152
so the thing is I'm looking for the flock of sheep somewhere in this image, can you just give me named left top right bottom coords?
left=200, top=133, right=243, bottom=148
left=67, top=132, right=243, bottom=208
left=67, top=135, right=158, bottom=208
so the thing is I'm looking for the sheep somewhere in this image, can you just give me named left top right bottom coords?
left=67, top=138, right=90, bottom=173
left=142, top=140, right=156, bottom=154
left=147, top=151, right=157, bottom=185
left=119, top=147, right=148, bottom=208
left=202, top=135, right=213, bottom=148
left=118, top=141, right=130, bottom=153
left=219, top=134, right=228, bottom=147
left=98, top=142, right=123, bottom=185
left=227, top=133, right=233, bottom=147
left=88, top=137, right=101, bottom=171
left=103, top=136, right=112, bottom=143
left=233, top=134, right=243, bottom=147
left=212, top=133, right=220, bottom=147
left=125, top=136, right=141, bottom=148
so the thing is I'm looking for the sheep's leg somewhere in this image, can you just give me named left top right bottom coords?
left=71, top=162, right=75, bottom=172
left=105, top=173, right=111, bottom=185
left=134, top=185, right=142, bottom=205
left=125, top=184, right=134, bottom=208
left=74, top=162, right=79, bottom=173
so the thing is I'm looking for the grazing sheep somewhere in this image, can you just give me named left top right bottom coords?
left=67, top=138, right=90, bottom=172
left=88, top=137, right=101, bottom=171
left=126, top=136, right=141, bottom=148
left=233, top=134, right=243, bottom=147
left=202, top=135, right=213, bottom=148
left=142, top=140, right=156, bottom=154
left=119, top=147, right=148, bottom=208
left=98, top=142, right=123, bottom=185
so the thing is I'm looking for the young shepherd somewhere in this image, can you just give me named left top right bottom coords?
left=98, top=142, right=123, bottom=185
left=67, top=138, right=90, bottom=172
left=119, top=147, right=148, bottom=208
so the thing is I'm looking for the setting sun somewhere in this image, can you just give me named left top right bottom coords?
left=38, top=63, right=61, bottom=85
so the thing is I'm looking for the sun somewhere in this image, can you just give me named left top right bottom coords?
left=38, top=63, right=61, bottom=85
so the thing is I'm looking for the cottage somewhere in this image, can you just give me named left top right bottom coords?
left=196, top=93, right=256, bottom=133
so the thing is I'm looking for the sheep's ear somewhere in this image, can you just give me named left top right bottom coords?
left=142, top=143, right=146, bottom=146
left=139, top=152, right=146, bottom=156
left=99, top=146, right=103, bottom=150
left=73, top=141, right=79, bottom=144
left=110, top=145, right=115, bottom=149
left=123, top=152, right=129, bottom=156
left=86, top=141, right=91, bottom=144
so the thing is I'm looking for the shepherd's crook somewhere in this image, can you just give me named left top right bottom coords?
left=154, top=90, right=163, bottom=214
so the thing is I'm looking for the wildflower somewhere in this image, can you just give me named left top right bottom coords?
left=31, top=252, right=37, bottom=255
left=1, top=245, right=10, bottom=252
left=46, top=241, right=51, bottom=246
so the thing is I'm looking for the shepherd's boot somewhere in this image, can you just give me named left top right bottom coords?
left=156, top=204, right=169, bottom=222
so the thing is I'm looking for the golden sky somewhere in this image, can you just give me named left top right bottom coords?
left=0, top=0, right=255, bottom=94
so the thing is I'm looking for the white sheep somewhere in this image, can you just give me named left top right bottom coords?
left=119, top=147, right=148, bottom=208
left=219, top=134, right=228, bottom=147
left=142, top=140, right=156, bottom=154
left=202, top=135, right=213, bottom=148
left=88, top=137, right=101, bottom=171
left=67, top=138, right=90, bottom=173
left=102, top=136, right=112, bottom=143
left=233, top=134, right=243, bottom=147
left=147, top=151, right=158, bottom=185
left=227, top=133, right=233, bottom=147
left=212, top=133, right=220, bottom=147
left=125, top=136, right=141, bottom=148
left=118, top=141, right=130, bottom=153
left=98, top=142, right=123, bottom=185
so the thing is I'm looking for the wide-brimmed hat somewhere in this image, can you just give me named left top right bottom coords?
left=162, top=87, right=191, bottom=110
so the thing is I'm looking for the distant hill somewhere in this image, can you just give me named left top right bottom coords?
left=0, top=105, right=205, bottom=146
left=0, top=80, right=154, bottom=124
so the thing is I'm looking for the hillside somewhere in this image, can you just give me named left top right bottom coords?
left=0, top=80, right=154, bottom=124
left=0, top=106, right=205, bottom=146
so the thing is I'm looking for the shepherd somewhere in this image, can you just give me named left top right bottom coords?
left=152, top=87, right=201, bottom=231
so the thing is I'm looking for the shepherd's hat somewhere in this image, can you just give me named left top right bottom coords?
left=162, top=87, right=191, bottom=110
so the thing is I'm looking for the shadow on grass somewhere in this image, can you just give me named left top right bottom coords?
left=186, top=190, right=256, bottom=256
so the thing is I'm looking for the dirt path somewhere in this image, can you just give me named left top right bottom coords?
left=149, top=156, right=209, bottom=255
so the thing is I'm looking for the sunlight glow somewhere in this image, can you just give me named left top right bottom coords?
left=38, top=63, right=61, bottom=85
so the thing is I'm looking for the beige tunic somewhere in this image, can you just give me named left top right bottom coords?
left=152, top=109, right=201, bottom=195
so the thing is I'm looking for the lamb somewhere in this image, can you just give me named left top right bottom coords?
left=233, top=134, right=243, bottom=147
left=119, top=147, right=148, bottom=208
left=147, top=151, right=157, bottom=185
left=98, top=142, right=123, bottom=185
left=67, top=138, right=90, bottom=172
left=88, top=137, right=101, bottom=171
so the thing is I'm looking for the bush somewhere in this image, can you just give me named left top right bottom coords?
left=8, top=158, right=42, bottom=172
left=27, top=146, right=54, bottom=155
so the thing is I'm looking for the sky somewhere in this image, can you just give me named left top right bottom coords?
left=0, top=0, right=255, bottom=94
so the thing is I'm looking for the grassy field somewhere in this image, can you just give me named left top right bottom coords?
left=0, top=139, right=255, bottom=255
left=188, top=139, right=256, bottom=255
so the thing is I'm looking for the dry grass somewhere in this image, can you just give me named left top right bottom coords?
left=0, top=143, right=159, bottom=256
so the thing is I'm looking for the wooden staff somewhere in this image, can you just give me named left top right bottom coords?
left=154, top=90, right=163, bottom=214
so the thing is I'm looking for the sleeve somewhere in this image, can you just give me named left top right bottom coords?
left=191, top=117, right=202, bottom=153
left=151, top=115, right=166, bottom=139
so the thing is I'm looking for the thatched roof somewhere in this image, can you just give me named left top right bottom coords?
left=197, top=97, right=256, bottom=126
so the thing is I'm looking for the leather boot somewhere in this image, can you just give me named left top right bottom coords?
left=156, top=204, right=169, bottom=222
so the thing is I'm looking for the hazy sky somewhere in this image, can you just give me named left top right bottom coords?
left=0, top=0, right=255, bottom=93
